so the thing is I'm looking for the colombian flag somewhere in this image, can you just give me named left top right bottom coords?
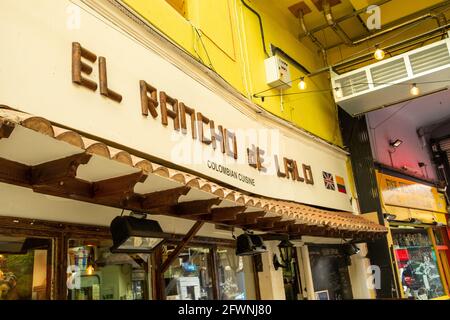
left=335, top=175, right=347, bottom=194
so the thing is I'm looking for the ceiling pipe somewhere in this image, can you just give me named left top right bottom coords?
left=298, top=10, right=328, bottom=68
left=324, top=3, right=450, bottom=50
left=322, top=0, right=354, bottom=46
left=299, top=0, right=392, bottom=38
left=307, top=22, right=450, bottom=77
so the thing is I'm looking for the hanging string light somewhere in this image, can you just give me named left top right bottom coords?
left=298, top=77, right=306, bottom=90
left=374, top=45, right=386, bottom=61
left=410, top=83, right=420, bottom=96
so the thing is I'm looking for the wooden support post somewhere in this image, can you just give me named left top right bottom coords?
left=160, top=221, right=205, bottom=273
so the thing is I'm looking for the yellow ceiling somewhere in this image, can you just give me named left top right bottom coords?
left=259, top=0, right=450, bottom=67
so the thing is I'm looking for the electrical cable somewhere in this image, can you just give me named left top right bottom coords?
left=254, top=79, right=450, bottom=99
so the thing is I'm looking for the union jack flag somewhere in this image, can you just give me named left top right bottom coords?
left=323, top=171, right=335, bottom=191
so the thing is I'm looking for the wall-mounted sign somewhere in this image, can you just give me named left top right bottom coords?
left=0, top=0, right=353, bottom=212
left=377, top=172, right=447, bottom=213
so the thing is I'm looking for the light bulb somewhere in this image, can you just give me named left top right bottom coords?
left=410, top=84, right=420, bottom=96
left=298, top=78, right=306, bottom=90
left=86, top=265, right=95, bottom=275
left=374, top=47, right=385, bottom=61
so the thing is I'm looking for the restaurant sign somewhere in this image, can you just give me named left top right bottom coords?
left=0, top=0, right=353, bottom=212
left=377, top=172, right=447, bottom=213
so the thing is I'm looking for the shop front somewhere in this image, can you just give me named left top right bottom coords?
left=377, top=171, right=450, bottom=300
left=0, top=0, right=386, bottom=300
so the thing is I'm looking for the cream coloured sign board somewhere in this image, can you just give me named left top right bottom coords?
left=0, top=0, right=353, bottom=212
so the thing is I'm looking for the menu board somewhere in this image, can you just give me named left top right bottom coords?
left=377, top=172, right=447, bottom=213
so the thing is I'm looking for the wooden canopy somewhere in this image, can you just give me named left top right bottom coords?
left=0, top=107, right=387, bottom=240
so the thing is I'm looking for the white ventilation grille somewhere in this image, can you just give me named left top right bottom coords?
left=331, top=37, right=450, bottom=116
left=334, top=71, right=369, bottom=98
left=370, top=59, right=408, bottom=87
left=409, top=43, right=450, bottom=75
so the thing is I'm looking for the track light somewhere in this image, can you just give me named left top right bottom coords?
left=410, top=83, right=420, bottom=96
left=298, top=77, right=306, bottom=90
left=374, top=46, right=385, bottom=61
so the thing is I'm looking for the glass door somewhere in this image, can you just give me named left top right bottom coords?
left=66, top=239, right=150, bottom=300
left=162, top=245, right=214, bottom=300
left=392, top=228, right=446, bottom=299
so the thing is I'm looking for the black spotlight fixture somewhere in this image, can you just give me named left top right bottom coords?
left=343, top=243, right=360, bottom=256
left=235, top=233, right=267, bottom=256
left=110, top=214, right=166, bottom=253
left=273, top=239, right=295, bottom=271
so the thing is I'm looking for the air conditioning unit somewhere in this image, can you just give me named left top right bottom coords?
left=332, top=36, right=450, bottom=116
left=264, top=56, right=292, bottom=89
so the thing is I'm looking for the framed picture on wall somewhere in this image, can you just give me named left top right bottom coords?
left=315, top=290, right=330, bottom=300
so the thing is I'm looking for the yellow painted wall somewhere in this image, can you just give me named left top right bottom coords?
left=122, top=0, right=343, bottom=146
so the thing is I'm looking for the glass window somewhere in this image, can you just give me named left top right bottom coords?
left=216, top=247, right=246, bottom=300
left=392, top=229, right=445, bottom=299
left=433, top=228, right=445, bottom=246
left=66, top=239, right=150, bottom=300
left=163, top=245, right=213, bottom=300
left=0, top=235, right=53, bottom=300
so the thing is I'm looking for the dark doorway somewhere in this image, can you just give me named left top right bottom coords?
left=308, top=245, right=353, bottom=300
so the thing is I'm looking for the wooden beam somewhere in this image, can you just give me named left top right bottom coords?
left=209, top=206, right=246, bottom=222
left=0, top=157, right=30, bottom=187
left=31, top=153, right=92, bottom=186
left=263, top=220, right=296, bottom=232
left=0, top=121, right=14, bottom=139
left=93, top=171, right=146, bottom=200
left=228, top=211, right=266, bottom=225
left=174, top=198, right=221, bottom=216
left=140, top=186, right=190, bottom=209
left=160, top=221, right=205, bottom=273
left=249, top=216, right=282, bottom=229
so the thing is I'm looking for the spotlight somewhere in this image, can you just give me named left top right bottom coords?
left=298, top=77, right=306, bottom=90
left=344, top=243, right=360, bottom=256
left=389, top=139, right=403, bottom=148
left=110, top=215, right=166, bottom=253
left=409, top=218, right=423, bottom=224
left=384, top=214, right=397, bottom=221
left=410, top=83, right=420, bottom=96
left=235, top=233, right=267, bottom=256
left=374, top=46, right=385, bottom=61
